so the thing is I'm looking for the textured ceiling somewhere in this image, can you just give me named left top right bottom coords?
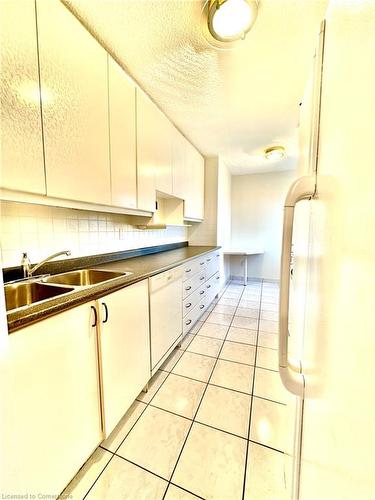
left=65, top=0, right=328, bottom=175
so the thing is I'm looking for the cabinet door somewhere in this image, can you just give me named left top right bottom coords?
left=155, top=113, right=172, bottom=195
left=0, top=0, right=45, bottom=194
left=36, top=0, right=111, bottom=205
left=108, top=56, right=137, bottom=208
left=1, top=303, right=101, bottom=495
left=136, top=90, right=157, bottom=211
left=149, top=267, right=183, bottom=369
left=171, top=126, right=186, bottom=200
left=99, top=280, right=150, bottom=437
left=184, top=143, right=205, bottom=220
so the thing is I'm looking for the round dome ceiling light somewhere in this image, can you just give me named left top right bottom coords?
left=207, top=0, right=258, bottom=43
left=264, top=146, right=286, bottom=161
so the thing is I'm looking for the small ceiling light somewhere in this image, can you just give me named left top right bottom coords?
left=207, top=0, right=258, bottom=43
left=264, top=146, right=286, bottom=161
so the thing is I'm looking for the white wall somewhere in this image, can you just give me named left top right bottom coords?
left=231, top=170, right=296, bottom=281
left=188, top=157, right=218, bottom=246
left=0, top=201, right=188, bottom=268
left=216, top=159, right=232, bottom=285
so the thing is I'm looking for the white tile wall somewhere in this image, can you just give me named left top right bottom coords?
left=0, top=201, right=188, bottom=268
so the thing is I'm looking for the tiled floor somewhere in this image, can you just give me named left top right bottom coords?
left=62, top=280, right=293, bottom=500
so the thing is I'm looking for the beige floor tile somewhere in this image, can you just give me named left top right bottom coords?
left=160, top=349, right=185, bottom=372
left=260, top=302, right=279, bottom=312
left=151, top=374, right=206, bottom=419
left=180, top=334, right=195, bottom=350
left=210, top=359, right=254, bottom=394
left=164, top=484, right=201, bottom=499
left=261, top=295, right=279, bottom=304
left=242, top=294, right=261, bottom=302
left=172, top=423, right=247, bottom=500
left=117, top=406, right=191, bottom=480
left=206, top=312, right=233, bottom=326
left=196, top=385, right=251, bottom=438
left=86, top=455, right=167, bottom=499
left=260, top=310, right=279, bottom=321
left=218, top=297, right=239, bottom=307
left=226, top=326, right=257, bottom=345
left=101, top=400, right=146, bottom=452
left=197, top=322, right=229, bottom=340
left=244, top=442, right=289, bottom=500
left=250, top=397, right=287, bottom=452
left=235, top=307, right=259, bottom=319
left=213, top=304, right=236, bottom=315
left=256, top=347, right=278, bottom=371
left=257, top=331, right=278, bottom=349
left=259, top=319, right=279, bottom=334
left=172, top=351, right=216, bottom=383
left=187, top=335, right=223, bottom=357
left=220, top=341, right=256, bottom=365
left=232, top=316, right=258, bottom=330
left=62, top=447, right=112, bottom=499
left=223, top=291, right=242, bottom=299
left=254, top=368, right=288, bottom=403
left=137, top=370, right=168, bottom=404
left=240, top=299, right=260, bottom=309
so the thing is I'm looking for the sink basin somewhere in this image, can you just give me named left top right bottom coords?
left=5, top=282, right=74, bottom=312
left=42, top=269, right=131, bottom=287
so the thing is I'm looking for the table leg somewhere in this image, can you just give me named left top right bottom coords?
left=244, top=256, right=248, bottom=286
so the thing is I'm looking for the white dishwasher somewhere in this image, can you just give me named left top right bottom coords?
left=149, top=266, right=183, bottom=370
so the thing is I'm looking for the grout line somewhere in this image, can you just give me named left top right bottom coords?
left=248, top=439, right=285, bottom=455
left=241, top=278, right=264, bottom=500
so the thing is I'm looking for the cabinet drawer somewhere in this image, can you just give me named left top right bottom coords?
left=205, top=252, right=220, bottom=279
left=183, top=304, right=200, bottom=335
left=182, top=257, right=206, bottom=281
left=183, top=287, right=203, bottom=317
left=183, top=270, right=206, bottom=299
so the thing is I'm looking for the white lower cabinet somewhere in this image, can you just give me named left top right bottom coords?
left=2, top=302, right=102, bottom=496
left=97, top=280, right=150, bottom=438
left=149, top=267, right=183, bottom=371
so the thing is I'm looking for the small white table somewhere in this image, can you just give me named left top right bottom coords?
left=223, top=248, right=264, bottom=285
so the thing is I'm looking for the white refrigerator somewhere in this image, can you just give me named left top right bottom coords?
left=281, top=2, right=375, bottom=499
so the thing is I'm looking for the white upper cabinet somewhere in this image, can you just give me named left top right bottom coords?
left=108, top=56, right=137, bottom=209
left=136, top=90, right=158, bottom=211
left=36, top=0, right=111, bottom=205
left=184, top=142, right=205, bottom=220
left=155, top=113, right=172, bottom=195
left=171, top=126, right=186, bottom=200
left=0, top=0, right=45, bottom=194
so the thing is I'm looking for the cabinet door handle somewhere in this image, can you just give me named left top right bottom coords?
left=200, top=262, right=205, bottom=266
left=185, top=302, right=192, bottom=308
left=185, top=268, right=191, bottom=273
left=200, top=304, right=205, bottom=309
left=200, top=290, right=205, bottom=295
left=200, top=276, right=205, bottom=281
left=207, top=284, right=211, bottom=289
left=206, top=258, right=211, bottom=262
left=102, top=302, right=109, bottom=323
left=185, top=285, right=192, bottom=291
left=91, top=306, right=97, bottom=328
left=185, top=319, right=192, bottom=326
left=216, top=276, right=220, bottom=280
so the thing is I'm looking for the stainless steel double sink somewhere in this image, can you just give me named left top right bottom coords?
left=5, top=269, right=132, bottom=313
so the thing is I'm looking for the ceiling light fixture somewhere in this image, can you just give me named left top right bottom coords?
left=207, top=0, right=258, bottom=43
left=264, top=146, right=286, bottom=161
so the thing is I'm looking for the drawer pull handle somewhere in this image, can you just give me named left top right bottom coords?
left=216, top=276, right=220, bottom=280
left=207, top=258, right=211, bottom=262
left=185, top=302, right=192, bottom=308
left=186, top=268, right=191, bottom=273
left=200, top=290, right=205, bottom=295
left=185, top=286, right=192, bottom=291
left=200, top=304, right=205, bottom=309
left=186, top=319, right=192, bottom=325
left=207, top=284, right=211, bottom=289
left=200, top=262, right=205, bottom=265
left=200, top=276, right=205, bottom=281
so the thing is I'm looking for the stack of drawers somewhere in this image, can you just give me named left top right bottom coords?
left=182, top=250, right=221, bottom=334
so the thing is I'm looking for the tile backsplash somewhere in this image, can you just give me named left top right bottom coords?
left=0, top=201, right=188, bottom=268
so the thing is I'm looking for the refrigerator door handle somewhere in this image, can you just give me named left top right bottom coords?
left=279, top=175, right=316, bottom=396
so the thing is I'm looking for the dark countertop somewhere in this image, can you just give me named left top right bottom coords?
left=6, top=244, right=220, bottom=334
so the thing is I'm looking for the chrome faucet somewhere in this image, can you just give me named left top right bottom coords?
left=21, top=250, right=71, bottom=278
